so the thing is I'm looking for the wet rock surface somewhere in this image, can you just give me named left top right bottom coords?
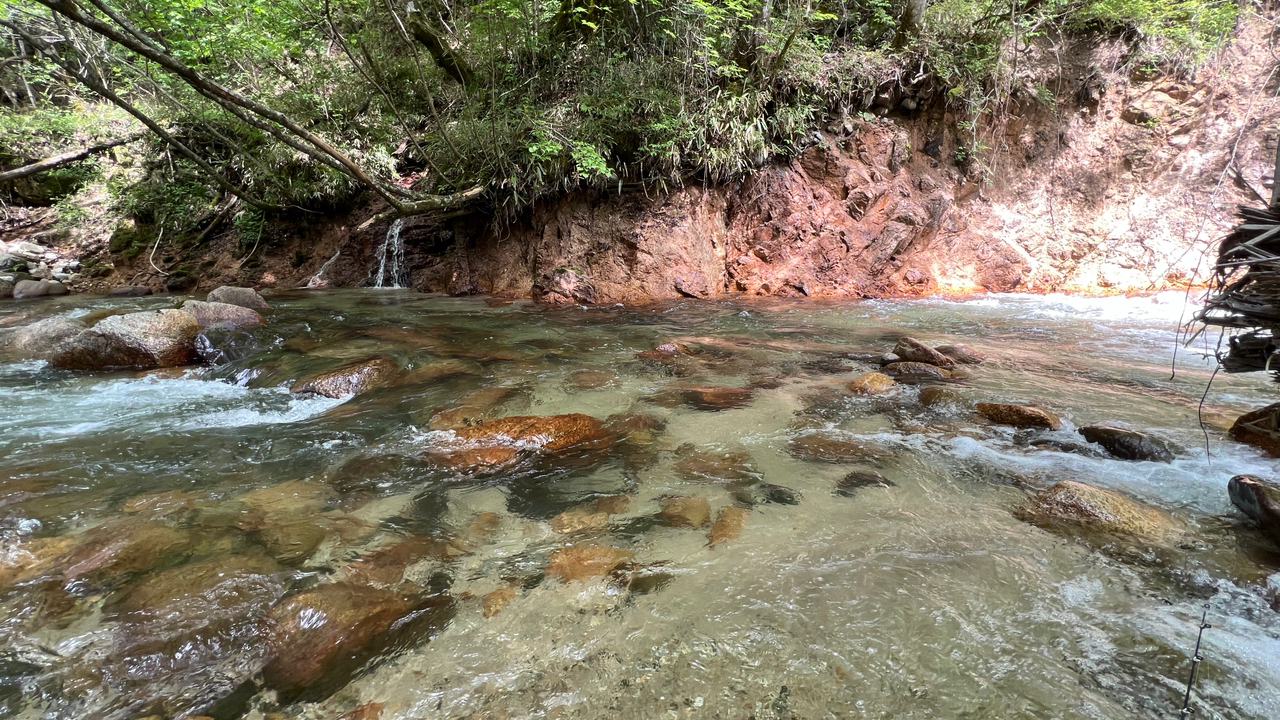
left=49, top=309, right=199, bottom=370
left=646, top=385, right=756, bottom=411
left=1079, top=425, right=1176, bottom=463
left=1227, top=474, right=1280, bottom=545
left=546, top=545, right=634, bottom=582
left=882, top=361, right=952, bottom=381
left=292, top=356, right=401, bottom=398
left=264, top=582, right=454, bottom=701
left=835, top=470, right=896, bottom=497
left=13, top=279, right=68, bottom=299
left=935, top=344, right=986, bottom=364
left=179, top=300, right=265, bottom=330
left=6, top=316, right=85, bottom=359
left=107, top=285, right=153, bottom=297
left=206, top=285, right=270, bottom=310
left=1229, top=402, right=1280, bottom=457
left=1016, top=481, right=1180, bottom=544
left=892, top=337, right=956, bottom=369
left=660, top=496, right=712, bottom=529
left=849, top=371, right=896, bottom=395
left=977, top=402, right=1062, bottom=430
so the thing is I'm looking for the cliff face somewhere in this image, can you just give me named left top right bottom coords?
left=58, top=15, right=1280, bottom=301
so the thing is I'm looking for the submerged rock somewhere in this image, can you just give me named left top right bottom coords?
left=730, top=482, right=802, bottom=507
left=919, top=386, right=966, bottom=408
left=60, top=520, right=191, bottom=588
left=1229, top=402, right=1280, bottom=458
left=564, top=369, right=617, bottom=391
left=835, top=470, right=896, bottom=497
left=849, top=371, right=896, bottom=395
left=1016, top=481, right=1180, bottom=543
left=109, top=555, right=280, bottom=615
left=179, top=300, right=264, bottom=330
left=207, top=286, right=270, bottom=311
left=6, top=316, right=85, bottom=359
left=709, top=506, right=750, bottom=547
left=977, top=402, right=1061, bottom=430
left=291, top=356, right=400, bottom=398
left=194, top=326, right=261, bottom=365
left=786, top=433, right=890, bottom=464
left=550, top=508, right=610, bottom=534
left=546, top=545, right=633, bottom=582
left=935, top=344, right=985, bottom=364
left=482, top=586, right=518, bottom=618
left=882, top=361, right=952, bottom=381
left=892, top=337, right=956, bottom=368
left=1078, top=425, right=1176, bottom=463
left=49, top=310, right=199, bottom=370
left=660, top=496, right=711, bottom=528
left=674, top=445, right=760, bottom=483
left=0, top=536, right=78, bottom=592
left=1227, top=474, right=1280, bottom=545
left=263, top=582, right=453, bottom=702
left=647, top=385, right=755, bottom=411
left=425, top=413, right=612, bottom=473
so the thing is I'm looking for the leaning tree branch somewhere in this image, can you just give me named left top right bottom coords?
left=0, top=18, right=275, bottom=210
left=37, top=0, right=416, bottom=210
left=407, top=14, right=474, bottom=88
left=0, top=130, right=144, bottom=182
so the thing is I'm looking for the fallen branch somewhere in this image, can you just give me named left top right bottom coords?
left=0, top=131, right=145, bottom=182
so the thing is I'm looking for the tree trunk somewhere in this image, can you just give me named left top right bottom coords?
left=893, top=0, right=929, bottom=49
left=0, top=131, right=144, bottom=182
left=1271, top=132, right=1280, bottom=208
left=407, top=15, right=473, bottom=88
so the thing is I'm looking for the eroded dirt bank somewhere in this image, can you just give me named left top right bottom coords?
left=18, top=16, right=1280, bottom=302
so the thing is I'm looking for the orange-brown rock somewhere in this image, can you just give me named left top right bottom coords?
left=291, top=356, right=400, bottom=398
left=936, top=344, right=986, bottom=364
left=709, top=507, right=750, bottom=547
left=1016, top=481, right=1180, bottom=543
left=60, top=520, right=191, bottom=587
left=1229, top=403, right=1280, bottom=458
left=482, top=586, right=518, bottom=618
left=264, top=582, right=453, bottom=701
left=0, top=536, right=78, bottom=591
left=892, top=338, right=956, bottom=369
left=976, top=402, right=1061, bottom=430
left=550, top=508, right=611, bottom=534
left=919, top=386, right=966, bottom=408
left=660, top=496, right=711, bottom=529
left=109, top=555, right=280, bottom=614
left=546, top=545, right=634, bottom=582
left=348, top=536, right=447, bottom=585
left=647, top=386, right=755, bottom=411
left=434, top=413, right=612, bottom=466
left=849, top=371, right=896, bottom=395
left=594, top=495, right=632, bottom=515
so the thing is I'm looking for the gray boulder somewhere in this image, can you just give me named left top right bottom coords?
left=7, top=316, right=86, bottom=359
left=180, top=300, right=264, bottom=330
left=207, top=286, right=270, bottom=310
left=13, top=280, right=69, bottom=299
left=0, top=279, right=11, bottom=299
left=50, top=309, right=199, bottom=370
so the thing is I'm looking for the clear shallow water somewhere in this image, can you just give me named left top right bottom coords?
left=0, top=290, right=1278, bottom=720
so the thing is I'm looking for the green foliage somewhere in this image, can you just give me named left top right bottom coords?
left=0, top=0, right=1245, bottom=218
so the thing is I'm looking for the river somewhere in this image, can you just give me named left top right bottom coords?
left=1, top=290, right=1278, bottom=720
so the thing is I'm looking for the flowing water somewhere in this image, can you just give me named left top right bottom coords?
left=370, top=219, right=407, bottom=289
left=1, top=291, right=1279, bottom=720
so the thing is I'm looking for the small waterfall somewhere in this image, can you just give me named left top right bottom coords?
left=372, top=218, right=408, bottom=288
left=305, top=249, right=342, bottom=288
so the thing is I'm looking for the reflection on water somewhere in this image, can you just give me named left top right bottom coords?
left=1, top=290, right=1278, bottom=720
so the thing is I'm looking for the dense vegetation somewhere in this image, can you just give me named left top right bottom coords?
left=0, top=0, right=1242, bottom=240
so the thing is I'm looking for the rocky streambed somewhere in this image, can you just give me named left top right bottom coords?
left=1, top=290, right=1279, bottom=720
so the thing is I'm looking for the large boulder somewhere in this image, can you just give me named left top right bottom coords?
left=977, top=402, right=1061, bottom=430
left=6, top=316, right=85, bottom=359
left=1078, top=425, right=1176, bottom=463
left=892, top=337, right=956, bottom=368
left=179, top=300, right=264, bottom=330
left=49, top=309, right=199, bottom=370
left=263, top=583, right=453, bottom=702
left=1016, top=481, right=1180, bottom=543
left=1229, top=403, right=1280, bottom=457
left=13, top=279, right=68, bottom=299
left=291, top=356, right=400, bottom=398
left=1227, top=474, right=1280, bottom=545
left=207, top=285, right=270, bottom=310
